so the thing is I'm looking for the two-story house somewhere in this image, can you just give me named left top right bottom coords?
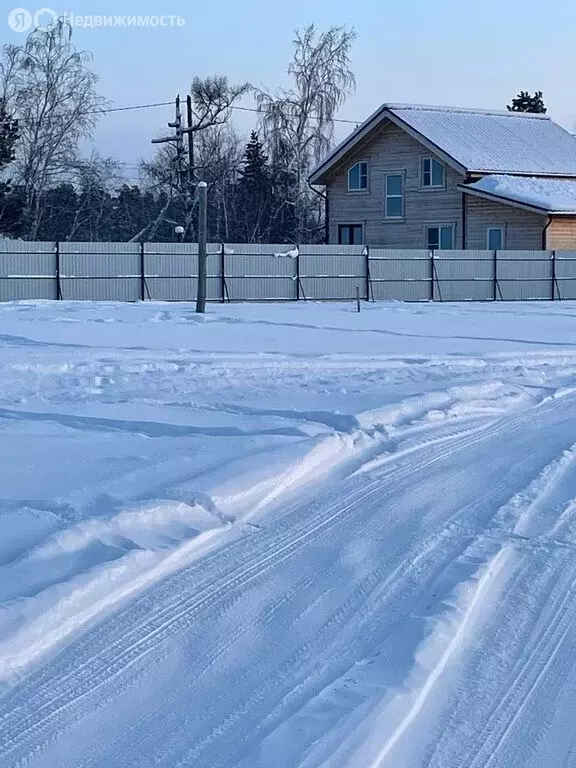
left=309, top=104, right=576, bottom=250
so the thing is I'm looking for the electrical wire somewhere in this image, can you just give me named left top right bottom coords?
left=13, top=99, right=361, bottom=125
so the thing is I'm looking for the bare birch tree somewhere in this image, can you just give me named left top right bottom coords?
left=256, top=25, right=356, bottom=242
left=0, top=19, right=107, bottom=239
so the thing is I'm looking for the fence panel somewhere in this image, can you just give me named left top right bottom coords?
left=554, top=251, right=576, bottom=300
left=223, top=244, right=297, bottom=301
left=0, top=241, right=56, bottom=300
left=60, top=242, right=141, bottom=301
left=1, top=242, right=576, bottom=304
left=369, top=249, right=430, bottom=301
left=299, top=245, right=366, bottom=300
left=496, top=250, right=553, bottom=301
left=434, top=250, right=494, bottom=301
left=144, top=243, right=221, bottom=301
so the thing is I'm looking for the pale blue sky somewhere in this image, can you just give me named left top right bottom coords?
left=5, top=0, right=576, bottom=175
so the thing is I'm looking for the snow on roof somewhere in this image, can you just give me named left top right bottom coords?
left=389, top=105, right=576, bottom=175
left=310, top=103, right=576, bottom=182
left=385, top=103, right=550, bottom=119
left=463, top=175, right=576, bottom=213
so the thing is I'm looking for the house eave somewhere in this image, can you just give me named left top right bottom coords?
left=469, top=169, right=576, bottom=179
left=457, top=184, right=557, bottom=216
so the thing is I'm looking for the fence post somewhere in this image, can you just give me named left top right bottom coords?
left=220, top=243, right=226, bottom=303
left=196, top=182, right=208, bottom=313
left=429, top=250, right=435, bottom=301
left=140, top=242, right=146, bottom=302
left=551, top=250, right=556, bottom=301
left=55, top=241, right=62, bottom=300
left=296, top=244, right=300, bottom=301
left=365, top=244, right=371, bottom=301
left=493, top=250, right=498, bottom=301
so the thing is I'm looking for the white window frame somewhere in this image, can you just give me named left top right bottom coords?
left=338, top=223, right=364, bottom=245
left=426, top=223, right=455, bottom=250
left=347, top=161, right=369, bottom=192
left=421, top=157, right=446, bottom=189
left=384, top=172, right=405, bottom=219
left=486, top=227, right=505, bottom=250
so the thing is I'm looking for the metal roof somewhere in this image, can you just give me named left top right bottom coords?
left=310, top=104, right=576, bottom=183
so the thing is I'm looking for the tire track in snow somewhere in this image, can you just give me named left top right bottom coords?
left=403, top=446, right=576, bottom=768
left=257, top=431, right=576, bottom=768
left=453, top=556, right=576, bottom=768
left=353, top=438, right=576, bottom=768
left=1, top=391, right=575, bottom=767
left=365, top=548, right=514, bottom=768
left=0, top=414, right=507, bottom=761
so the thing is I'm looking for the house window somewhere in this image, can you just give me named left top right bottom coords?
left=487, top=227, right=504, bottom=250
left=385, top=173, right=404, bottom=219
left=348, top=162, right=368, bottom=191
left=338, top=224, right=363, bottom=245
left=421, top=158, right=445, bottom=188
left=427, top=225, right=454, bottom=250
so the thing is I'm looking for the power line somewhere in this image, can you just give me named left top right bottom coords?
left=229, top=104, right=360, bottom=125
left=13, top=99, right=361, bottom=126
left=13, top=100, right=175, bottom=123
left=97, top=101, right=174, bottom=115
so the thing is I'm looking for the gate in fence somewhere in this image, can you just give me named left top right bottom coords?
left=1, top=241, right=575, bottom=303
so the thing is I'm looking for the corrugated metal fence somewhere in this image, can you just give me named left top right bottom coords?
left=1, top=241, right=576, bottom=302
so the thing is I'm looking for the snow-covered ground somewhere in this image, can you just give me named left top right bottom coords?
left=1, top=299, right=576, bottom=767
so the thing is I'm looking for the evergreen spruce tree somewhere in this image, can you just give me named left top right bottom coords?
left=0, top=100, right=17, bottom=172
left=507, top=91, right=547, bottom=114
left=0, top=99, right=19, bottom=235
left=237, top=132, right=272, bottom=242
left=35, top=183, right=79, bottom=241
left=112, top=185, right=160, bottom=242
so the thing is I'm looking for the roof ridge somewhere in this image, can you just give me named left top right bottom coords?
left=385, top=103, right=550, bottom=120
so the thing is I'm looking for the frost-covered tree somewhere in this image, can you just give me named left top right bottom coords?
left=0, top=19, right=107, bottom=239
left=256, top=25, right=356, bottom=242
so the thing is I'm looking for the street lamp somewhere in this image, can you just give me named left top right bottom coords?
left=174, top=225, right=185, bottom=243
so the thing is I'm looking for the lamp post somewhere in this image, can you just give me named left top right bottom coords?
left=174, top=225, right=185, bottom=244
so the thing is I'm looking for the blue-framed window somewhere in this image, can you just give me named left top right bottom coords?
left=348, top=162, right=368, bottom=191
left=422, top=158, right=445, bottom=188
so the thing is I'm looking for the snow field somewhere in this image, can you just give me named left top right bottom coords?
left=0, top=299, right=576, bottom=767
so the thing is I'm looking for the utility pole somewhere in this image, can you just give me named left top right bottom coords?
left=186, top=94, right=195, bottom=183
left=196, top=181, right=208, bottom=313
left=151, top=95, right=186, bottom=229
left=185, top=94, right=196, bottom=239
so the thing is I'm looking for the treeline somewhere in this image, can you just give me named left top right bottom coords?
left=0, top=21, right=356, bottom=243
left=0, top=133, right=308, bottom=242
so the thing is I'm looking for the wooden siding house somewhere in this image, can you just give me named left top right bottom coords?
left=309, top=104, right=576, bottom=250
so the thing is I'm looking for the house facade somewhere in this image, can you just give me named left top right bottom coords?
left=309, top=104, right=576, bottom=250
